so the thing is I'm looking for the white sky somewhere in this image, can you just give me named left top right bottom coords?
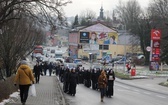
left=63, top=0, right=150, bottom=17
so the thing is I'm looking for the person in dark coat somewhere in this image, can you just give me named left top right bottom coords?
left=43, top=62, right=48, bottom=75
left=106, top=69, right=115, bottom=97
left=78, top=69, right=84, bottom=84
left=59, top=66, right=64, bottom=82
left=33, top=62, right=42, bottom=83
left=68, top=68, right=78, bottom=96
left=63, top=68, right=70, bottom=93
left=48, top=62, right=53, bottom=76
left=85, top=69, right=91, bottom=88
left=91, top=69, right=98, bottom=90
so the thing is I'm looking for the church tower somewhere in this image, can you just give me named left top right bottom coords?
left=98, top=4, right=104, bottom=21
left=99, top=6, right=104, bottom=20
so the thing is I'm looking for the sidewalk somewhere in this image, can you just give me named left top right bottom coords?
left=6, top=75, right=65, bottom=105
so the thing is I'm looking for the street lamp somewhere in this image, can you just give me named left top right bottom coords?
left=89, top=52, right=92, bottom=69
left=123, top=24, right=127, bottom=73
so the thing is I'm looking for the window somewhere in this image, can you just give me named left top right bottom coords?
left=99, top=45, right=109, bottom=50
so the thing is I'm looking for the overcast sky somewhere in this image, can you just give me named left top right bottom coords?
left=63, top=0, right=150, bottom=17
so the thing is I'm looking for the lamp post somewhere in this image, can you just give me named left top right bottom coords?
left=89, top=52, right=92, bottom=69
left=123, top=24, right=127, bottom=73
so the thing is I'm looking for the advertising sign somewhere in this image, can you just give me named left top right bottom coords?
left=80, top=32, right=90, bottom=43
left=153, top=40, right=160, bottom=48
left=151, top=29, right=161, bottom=40
left=149, top=61, right=159, bottom=70
left=152, top=48, right=160, bottom=55
left=150, top=29, right=161, bottom=70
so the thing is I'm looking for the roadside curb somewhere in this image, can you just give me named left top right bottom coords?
left=55, top=77, right=66, bottom=105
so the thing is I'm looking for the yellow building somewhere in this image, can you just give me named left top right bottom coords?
left=77, top=23, right=141, bottom=60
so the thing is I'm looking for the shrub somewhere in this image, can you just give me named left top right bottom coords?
left=0, top=75, right=18, bottom=102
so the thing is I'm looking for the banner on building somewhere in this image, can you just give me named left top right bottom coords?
left=80, top=32, right=90, bottom=43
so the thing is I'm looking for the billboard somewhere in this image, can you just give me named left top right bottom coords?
left=89, top=31, right=118, bottom=45
left=80, top=32, right=90, bottom=43
left=150, top=29, right=161, bottom=70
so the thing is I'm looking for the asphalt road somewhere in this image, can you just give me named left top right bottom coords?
left=63, top=81, right=168, bottom=105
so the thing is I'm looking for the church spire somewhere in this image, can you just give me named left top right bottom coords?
left=99, top=4, right=104, bottom=20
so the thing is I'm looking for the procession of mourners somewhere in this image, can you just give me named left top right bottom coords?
left=31, top=55, right=116, bottom=102
left=54, top=63, right=116, bottom=102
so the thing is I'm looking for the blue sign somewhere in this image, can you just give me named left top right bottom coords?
left=80, top=32, right=89, bottom=43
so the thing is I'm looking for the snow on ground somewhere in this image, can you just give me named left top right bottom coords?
left=0, top=92, right=19, bottom=105
left=0, top=71, right=54, bottom=105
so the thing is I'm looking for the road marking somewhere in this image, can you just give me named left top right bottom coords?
left=132, top=91, right=141, bottom=94
left=133, top=89, right=140, bottom=92
left=156, top=95, right=166, bottom=99
left=143, top=92, right=151, bottom=95
left=115, top=84, right=130, bottom=89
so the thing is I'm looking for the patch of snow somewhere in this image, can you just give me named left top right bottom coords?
left=0, top=92, right=19, bottom=105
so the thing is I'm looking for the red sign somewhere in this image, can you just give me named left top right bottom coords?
left=152, top=48, right=160, bottom=55
left=151, top=29, right=161, bottom=40
left=153, top=40, right=160, bottom=48
left=152, top=56, right=160, bottom=61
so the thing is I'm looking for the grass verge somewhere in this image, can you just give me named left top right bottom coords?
left=159, top=81, right=168, bottom=87
left=115, top=71, right=132, bottom=80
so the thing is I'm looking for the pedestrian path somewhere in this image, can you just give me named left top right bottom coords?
left=6, top=76, right=65, bottom=105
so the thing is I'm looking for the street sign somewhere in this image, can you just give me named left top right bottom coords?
left=146, top=46, right=151, bottom=52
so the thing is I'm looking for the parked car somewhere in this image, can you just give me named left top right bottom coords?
left=73, top=59, right=82, bottom=67
left=64, top=63, right=77, bottom=69
left=65, top=57, right=73, bottom=63
left=55, top=58, right=64, bottom=63
left=82, top=56, right=89, bottom=61
left=114, top=59, right=129, bottom=64
left=91, top=63, right=103, bottom=70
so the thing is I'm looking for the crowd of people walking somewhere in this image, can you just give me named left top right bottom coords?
left=55, top=65, right=115, bottom=102
left=16, top=57, right=116, bottom=103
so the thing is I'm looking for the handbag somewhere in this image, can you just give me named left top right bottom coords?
left=29, top=84, right=36, bottom=97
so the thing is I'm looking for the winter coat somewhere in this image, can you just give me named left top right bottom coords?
left=98, top=75, right=107, bottom=89
left=107, top=70, right=115, bottom=86
left=69, top=72, right=78, bottom=84
left=14, top=64, right=34, bottom=85
left=33, top=65, right=42, bottom=75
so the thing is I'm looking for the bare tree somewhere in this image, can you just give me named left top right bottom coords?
left=115, top=0, right=152, bottom=64
left=0, top=0, right=72, bottom=28
left=0, top=15, right=44, bottom=77
left=148, top=0, right=168, bottom=64
left=79, top=9, right=97, bottom=26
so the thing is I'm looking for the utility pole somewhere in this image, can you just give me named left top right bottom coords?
left=123, top=24, right=126, bottom=72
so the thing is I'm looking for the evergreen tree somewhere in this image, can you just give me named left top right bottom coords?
left=72, top=15, right=79, bottom=28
